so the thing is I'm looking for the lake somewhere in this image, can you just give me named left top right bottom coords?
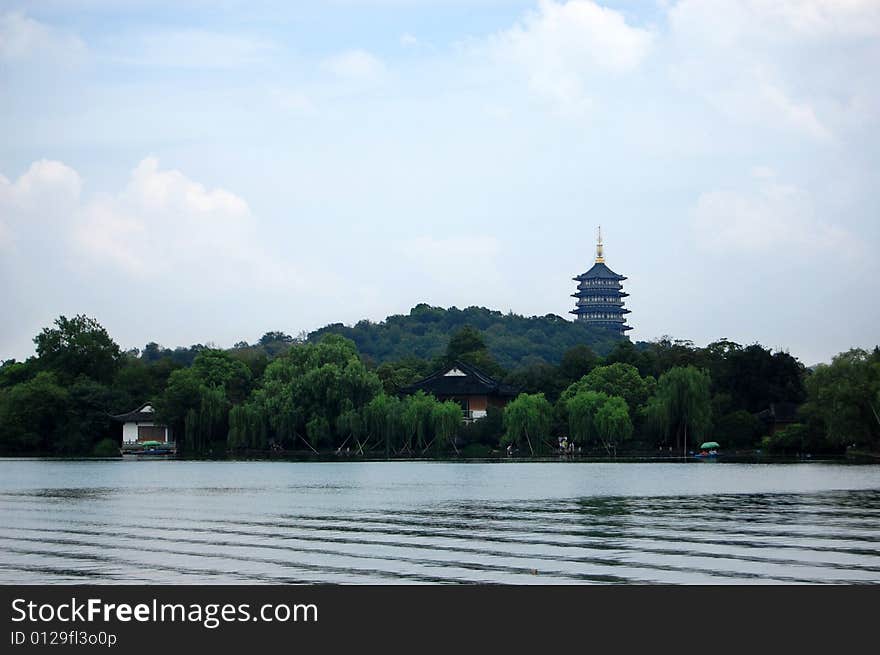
left=1, top=459, right=879, bottom=584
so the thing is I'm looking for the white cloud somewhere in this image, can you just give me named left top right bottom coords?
left=668, top=0, right=880, bottom=141
left=108, top=29, right=275, bottom=70
left=271, top=88, right=317, bottom=115
left=670, top=0, right=880, bottom=43
left=400, top=33, right=418, bottom=47
left=0, top=157, right=299, bottom=289
left=692, top=171, right=863, bottom=260
left=484, top=0, right=653, bottom=114
left=0, top=11, right=86, bottom=61
left=321, top=49, right=387, bottom=82
left=0, top=160, right=82, bottom=248
left=72, top=158, right=298, bottom=289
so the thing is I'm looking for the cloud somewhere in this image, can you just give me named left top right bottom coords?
left=72, top=158, right=298, bottom=289
left=484, top=0, right=653, bottom=114
left=670, top=0, right=880, bottom=43
left=692, top=170, right=863, bottom=260
left=108, top=29, right=275, bottom=70
left=400, top=33, right=418, bottom=47
left=0, top=11, right=85, bottom=62
left=321, top=49, right=387, bottom=82
left=668, top=0, right=880, bottom=141
left=0, top=160, right=82, bottom=248
left=0, top=157, right=299, bottom=290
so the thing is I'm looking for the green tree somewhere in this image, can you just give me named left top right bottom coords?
left=246, top=334, right=381, bottom=450
left=446, top=325, right=486, bottom=360
left=34, top=315, right=122, bottom=384
left=402, top=391, right=437, bottom=453
left=594, top=396, right=633, bottom=457
left=804, top=348, right=880, bottom=450
left=566, top=390, right=609, bottom=446
left=713, top=410, right=762, bottom=449
left=559, top=345, right=599, bottom=386
left=0, top=372, right=69, bottom=453
left=652, top=366, right=712, bottom=455
left=363, top=393, right=404, bottom=457
left=502, top=393, right=553, bottom=455
left=433, top=400, right=464, bottom=454
left=574, top=363, right=653, bottom=415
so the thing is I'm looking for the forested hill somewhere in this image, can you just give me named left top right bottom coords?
left=308, top=304, right=625, bottom=370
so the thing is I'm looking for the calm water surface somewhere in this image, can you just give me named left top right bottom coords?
left=1, top=460, right=879, bottom=584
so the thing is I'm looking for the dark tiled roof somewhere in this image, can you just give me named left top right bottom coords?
left=402, top=360, right=519, bottom=397
left=755, top=402, right=801, bottom=423
left=574, top=262, right=626, bottom=281
left=111, top=403, right=161, bottom=423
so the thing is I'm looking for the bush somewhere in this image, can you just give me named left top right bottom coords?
left=460, top=443, right=494, bottom=458
left=92, top=438, right=120, bottom=457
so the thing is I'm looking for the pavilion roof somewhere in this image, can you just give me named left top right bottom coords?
left=574, top=262, right=626, bottom=281
left=401, top=360, right=519, bottom=397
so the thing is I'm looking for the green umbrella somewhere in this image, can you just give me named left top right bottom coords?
left=140, top=440, right=163, bottom=446
left=700, top=441, right=720, bottom=450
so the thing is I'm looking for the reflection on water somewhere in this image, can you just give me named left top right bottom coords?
left=0, top=460, right=879, bottom=584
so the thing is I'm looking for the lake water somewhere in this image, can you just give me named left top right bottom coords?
left=1, top=459, right=879, bottom=584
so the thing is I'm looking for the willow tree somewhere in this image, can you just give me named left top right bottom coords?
left=432, top=400, right=464, bottom=454
left=335, top=406, right=364, bottom=453
left=227, top=402, right=268, bottom=451
left=653, top=366, right=712, bottom=456
left=402, top=391, right=436, bottom=453
left=503, top=393, right=552, bottom=455
left=804, top=348, right=880, bottom=450
left=364, top=393, right=404, bottom=457
left=594, top=396, right=632, bottom=457
left=566, top=390, right=609, bottom=446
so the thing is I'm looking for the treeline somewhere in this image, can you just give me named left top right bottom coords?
left=309, top=304, right=625, bottom=370
left=0, top=313, right=878, bottom=457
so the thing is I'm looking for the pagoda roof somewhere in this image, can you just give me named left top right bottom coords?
left=574, top=262, right=626, bottom=281
left=401, top=360, right=519, bottom=398
left=110, top=402, right=160, bottom=423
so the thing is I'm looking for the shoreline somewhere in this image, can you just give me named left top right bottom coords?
left=1, top=453, right=877, bottom=464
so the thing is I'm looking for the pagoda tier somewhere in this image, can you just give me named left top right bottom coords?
left=571, top=227, right=632, bottom=335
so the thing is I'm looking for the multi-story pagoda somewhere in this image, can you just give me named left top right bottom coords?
left=570, top=227, right=632, bottom=334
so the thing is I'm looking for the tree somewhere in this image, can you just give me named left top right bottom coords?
left=245, top=334, right=382, bottom=450
left=34, top=315, right=122, bottom=384
left=804, top=348, right=880, bottom=450
left=228, top=402, right=267, bottom=451
left=574, top=363, right=653, bottom=415
left=502, top=393, right=553, bottom=455
left=713, top=410, right=762, bottom=449
left=433, top=400, right=464, bottom=454
left=402, top=391, right=437, bottom=453
left=566, top=390, right=609, bottom=447
left=559, top=345, right=599, bottom=386
left=375, top=358, right=428, bottom=395
left=0, top=372, right=69, bottom=453
left=446, top=325, right=486, bottom=360
left=594, top=396, right=633, bottom=457
left=363, top=393, right=404, bottom=457
left=652, top=366, right=712, bottom=455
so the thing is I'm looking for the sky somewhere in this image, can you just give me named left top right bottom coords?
left=1, top=0, right=878, bottom=366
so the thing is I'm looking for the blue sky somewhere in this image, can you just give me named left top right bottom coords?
left=1, top=0, right=879, bottom=365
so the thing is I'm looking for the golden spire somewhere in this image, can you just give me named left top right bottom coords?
left=595, top=225, right=605, bottom=263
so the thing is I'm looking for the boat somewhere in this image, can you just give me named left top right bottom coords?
left=694, top=441, right=720, bottom=459
left=120, top=440, right=177, bottom=458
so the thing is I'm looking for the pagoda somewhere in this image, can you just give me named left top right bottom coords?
left=570, top=226, right=632, bottom=334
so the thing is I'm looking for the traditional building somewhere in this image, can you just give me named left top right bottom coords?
left=111, top=403, right=173, bottom=445
left=401, top=360, right=519, bottom=421
left=755, top=402, right=800, bottom=436
left=570, top=226, right=632, bottom=334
